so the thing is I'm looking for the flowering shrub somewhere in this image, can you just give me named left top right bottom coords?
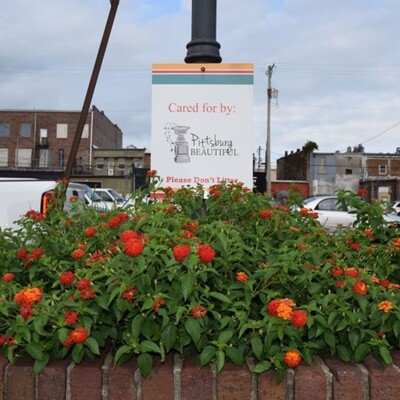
left=1, top=176, right=400, bottom=381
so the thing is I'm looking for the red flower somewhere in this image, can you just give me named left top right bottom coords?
left=259, top=209, right=273, bottom=219
left=344, top=267, right=360, bottom=278
left=350, top=242, right=361, bottom=251
left=121, top=286, right=138, bottom=302
left=335, top=280, right=345, bottom=288
left=120, top=230, right=140, bottom=243
left=72, top=249, right=86, bottom=260
left=357, top=188, right=368, bottom=197
left=353, top=280, right=368, bottom=295
left=17, top=248, right=28, bottom=260
left=19, top=303, right=33, bottom=320
left=330, top=267, right=344, bottom=277
left=267, top=298, right=296, bottom=317
left=76, top=278, right=91, bottom=290
left=2, top=273, right=15, bottom=282
left=198, top=245, right=215, bottom=263
left=6, top=336, right=16, bottom=347
left=108, top=216, right=122, bottom=229
left=0, top=335, right=7, bottom=346
left=236, top=272, right=249, bottom=282
left=290, top=310, right=308, bottom=328
left=153, top=298, right=165, bottom=313
left=85, top=227, right=97, bottom=237
left=147, top=169, right=157, bottom=178
left=284, top=350, right=302, bottom=368
left=191, top=304, right=207, bottom=318
left=124, top=239, right=144, bottom=257
left=64, top=327, right=88, bottom=347
left=80, top=287, right=95, bottom=300
left=14, top=287, right=43, bottom=305
left=64, top=311, right=79, bottom=326
left=364, top=229, right=373, bottom=239
left=185, top=221, right=199, bottom=231
left=117, top=212, right=129, bottom=222
left=173, top=244, right=191, bottom=262
left=60, top=271, right=75, bottom=286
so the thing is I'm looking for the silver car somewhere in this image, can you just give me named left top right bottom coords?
left=302, top=196, right=400, bottom=230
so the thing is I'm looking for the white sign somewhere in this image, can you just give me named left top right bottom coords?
left=151, top=63, right=254, bottom=189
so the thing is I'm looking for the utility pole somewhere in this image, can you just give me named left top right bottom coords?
left=265, top=64, right=275, bottom=197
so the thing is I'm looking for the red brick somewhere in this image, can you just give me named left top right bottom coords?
left=142, top=354, right=174, bottom=400
left=70, top=357, right=104, bottom=400
left=294, top=360, right=327, bottom=400
left=217, top=362, right=253, bottom=400
left=4, top=357, right=35, bottom=400
left=37, top=358, right=70, bottom=400
left=323, top=356, right=366, bottom=400
left=258, top=369, right=288, bottom=400
left=108, top=358, right=137, bottom=400
left=0, top=355, right=9, bottom=400
left=363, top=355, right=400, bottom=400
left=181, top=355, right=213, bottom=400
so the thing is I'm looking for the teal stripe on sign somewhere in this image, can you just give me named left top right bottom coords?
left=152, top=74, right=253, bottom=85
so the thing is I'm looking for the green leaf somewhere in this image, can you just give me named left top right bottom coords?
left=33, top=314, right=49, bottom=336
left=140, top=340, right=161, bottom=354
left=354, top=343, right=370, bottom=363
left=209, top=291, right=231, bottom=304
left=85, top=337, right=100, bottom=355
left=348, top=330, right=361, bottom=351
left=181, top=273, right=195, bottom=301
left=95, top=294, right=109, bottom=310
left=218, top=331, right=233, bottom=345
left=356, top=295, right=369, bottom=314
left=57, top=328, right=68, bottom=344
left=215, top=349, right=225, bottom=373
left=198, top=345, right=216, bottom=366
left=226, top=347, right=244, bottom=366
left=323, top=330, right=336, bottom=352
left=175, top=306, right=186, bottom=324
left=336, top=344, right=351, bottom=362
left=184, top=319, right=201, bottom=348
left=71, top=344, right=84, bottom=364
left=131, top=315, right=144, bottom=339
left=252, top=361, right=271, bottom=373
left=114, top=345, right=133, bottom=365
left=138, top=353, right=153, bottom=378
left=216, top=232, right=228, bottom=257
left=33, top=353, right=50, bottom=375
left=378, top=345, right=392, bottom=365
left=250, top=336, right=263, bottom=360
left=25, top=342, right=44, bottom=360
left=161, top=325, right=177, bottom=352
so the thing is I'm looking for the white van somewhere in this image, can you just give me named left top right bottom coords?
left=0, top=179, right=107, bottom=230
left=92, top=188, right=134, bottom=209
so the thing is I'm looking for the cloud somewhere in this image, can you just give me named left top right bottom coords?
left=1, top=0, right=400, bottom=162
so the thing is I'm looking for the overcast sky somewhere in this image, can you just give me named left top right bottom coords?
left=1, top=0, right=400, bottom=166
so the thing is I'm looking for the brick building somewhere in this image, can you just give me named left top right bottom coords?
left=0, top=105, right=122, bottom=174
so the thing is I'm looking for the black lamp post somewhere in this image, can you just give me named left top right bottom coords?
left=185, top=0, right=222, bottom=63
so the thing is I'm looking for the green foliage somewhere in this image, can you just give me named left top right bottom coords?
left=0, top=177, right=400, bottom=377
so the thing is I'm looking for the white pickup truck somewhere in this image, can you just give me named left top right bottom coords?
left=0, top=178, right=107, bottom=230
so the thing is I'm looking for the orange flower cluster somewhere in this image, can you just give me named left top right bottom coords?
left=14, top=287, right=43, bottom=321
left=64, top=327, right=88, bottom=347
left=153, top=297, right=165, bottom=313
left=267, top=298, right=308, bottom=328
left=284, top=350, right=302, bottom=368
left=191, top=304, right=207, bottom=318
left=353, top=280, right=368, bottom=296
left=259, top=209, right=273, bottom=219
left=121, top=286, right=138, bottom=302
left=378, top=300, right=393, bottom=313
left=0, top=334, right=16, bottom=347
left=124, top=239, right=144, bottom=257
left=2, top=273, right=15, bottom=282
left=236, top=272, right=249, bottom=282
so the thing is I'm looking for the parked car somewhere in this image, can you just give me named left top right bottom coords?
left=386, top=201, right=400, bottom=216
left=92, top=188, right=134, bottom=210
left=301, top=195, right=400, bottom=231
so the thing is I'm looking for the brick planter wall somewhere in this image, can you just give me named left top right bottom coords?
left=1, top=351, right=400, bottom=399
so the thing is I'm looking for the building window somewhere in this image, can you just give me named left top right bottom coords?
left=379, top=164, right=387, bottom=175
left=56, top=123, right=68, bottom=139
left=58, top=149, right=65, bottom=167
left=0, top=148, right=8, bottom=166
left=82, top=123, right=89, bottom=139
left=345, top=169, right=352, bottom=175
left=0, top=123, right=10, bottom=138
left=96, top=159, right=104, bottom=170
left=118, top=158, right=125, bottom=170
left=20, top=123, right=32, bottom=138
left=318, top=157, right=326, bottom=174
left=15, top=148, right=32, bottom=168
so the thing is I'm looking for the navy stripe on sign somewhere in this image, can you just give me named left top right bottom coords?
left=152, top=74, right=253, bottom=85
